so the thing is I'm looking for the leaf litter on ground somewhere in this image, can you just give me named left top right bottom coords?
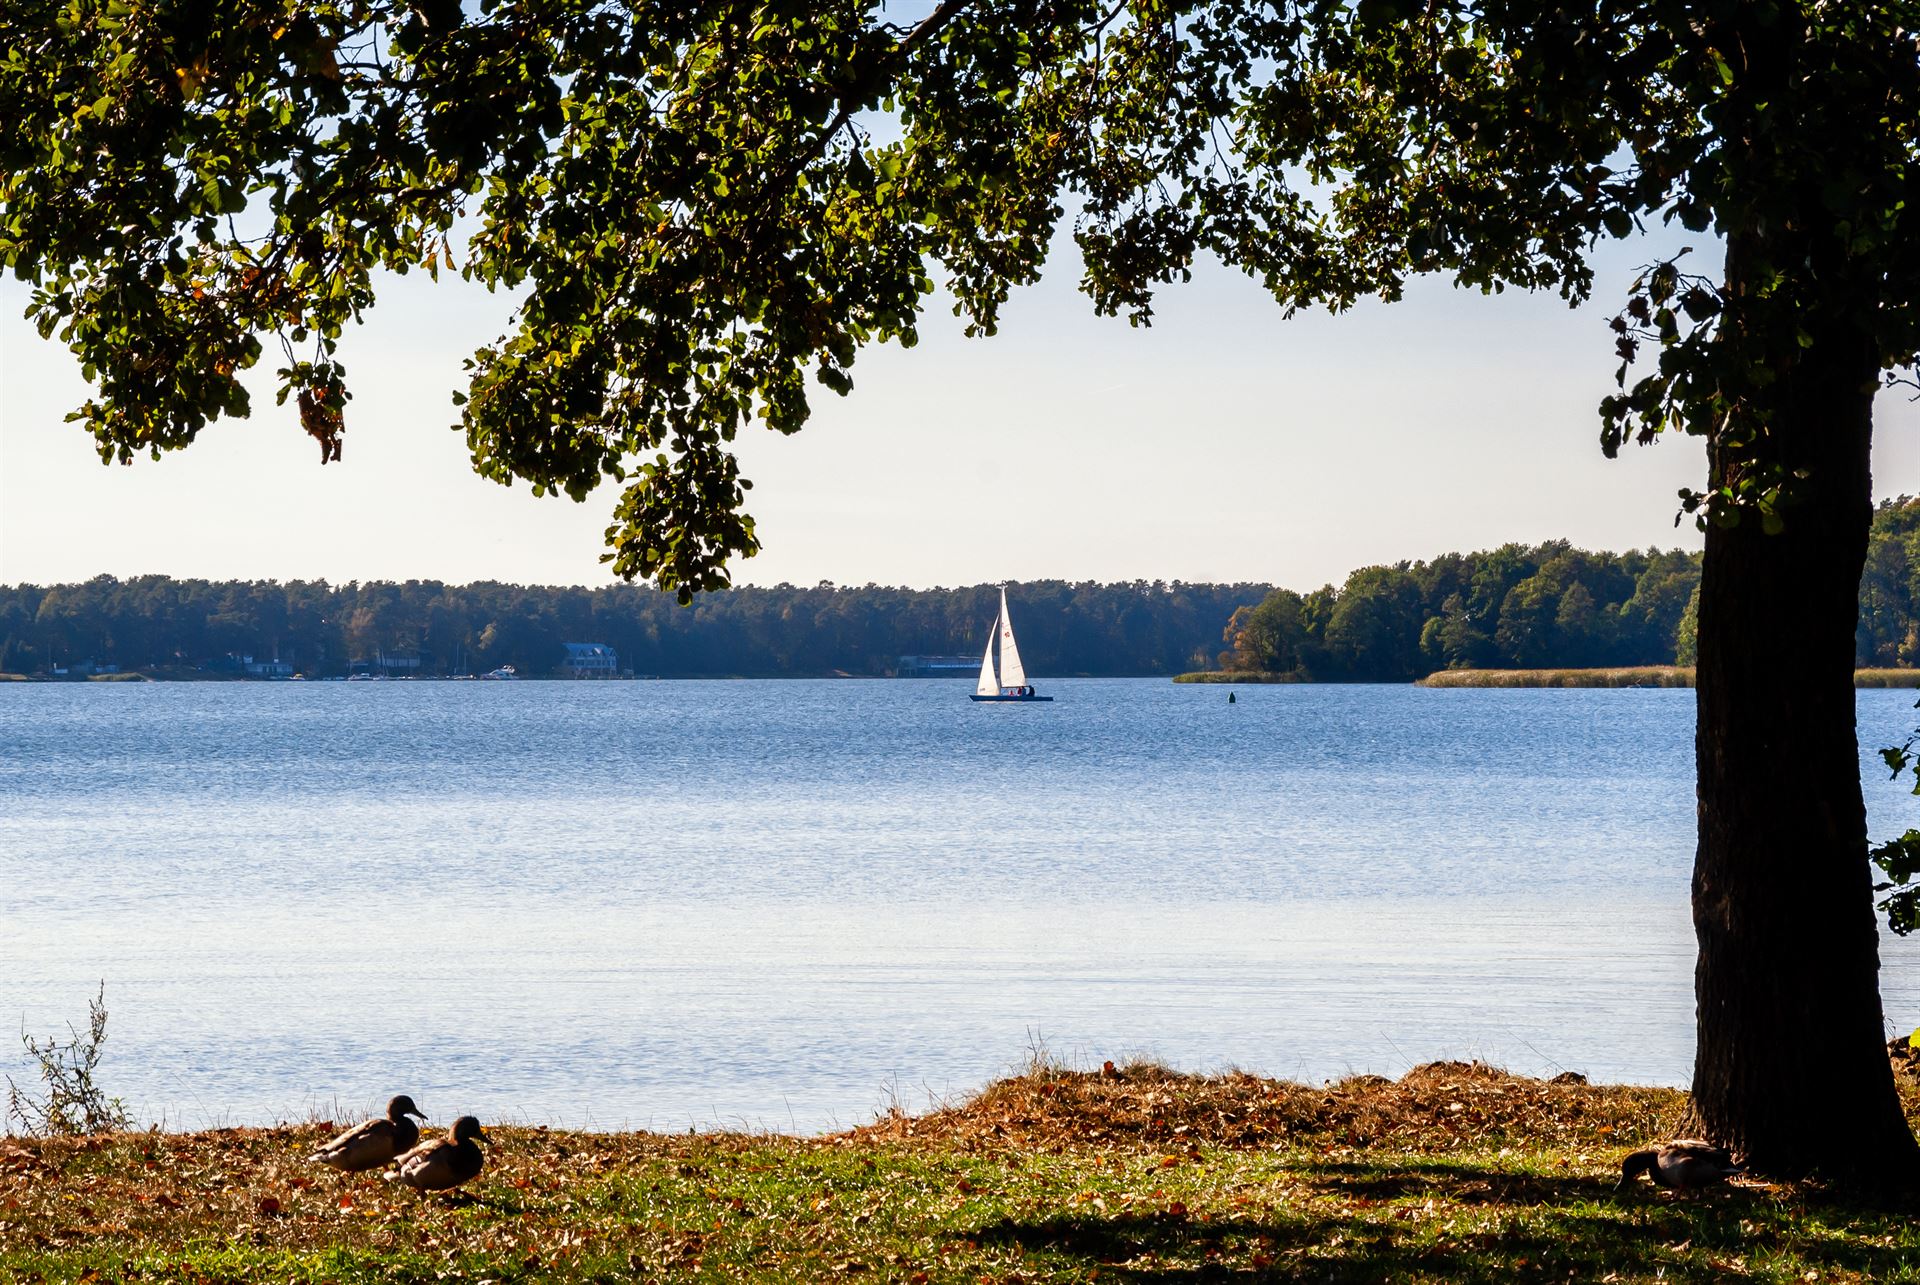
left=2, top=1059, right=1919, bottom=1282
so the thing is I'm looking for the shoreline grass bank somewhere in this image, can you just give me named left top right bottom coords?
left=6, top=1061, right=1919, bottom=1282
left=1170, top=667, right=1920, bottom=688
left=1419, top=667, right=1920, bottom=688
left=1419, top=666, right=1698, bottom=688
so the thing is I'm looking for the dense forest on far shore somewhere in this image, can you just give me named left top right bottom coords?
left=1218, top=499, right=1920, bottom=683
left=1219, top=542, right=1701, bottom=683
left=0, top=579, right=1269, bottom=679
left=13, top=500, right=1920, bottom=683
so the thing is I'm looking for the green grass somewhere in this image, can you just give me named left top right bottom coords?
left=5, top=1061, right=1920, bottom=1282
left=1171, top=671, right=1307, bottom=684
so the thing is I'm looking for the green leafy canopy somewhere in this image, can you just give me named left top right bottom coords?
left=6, top=2, right=1920, bottom=602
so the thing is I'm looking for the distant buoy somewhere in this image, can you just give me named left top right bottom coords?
left=1228, top=691, right=1237, bottom=703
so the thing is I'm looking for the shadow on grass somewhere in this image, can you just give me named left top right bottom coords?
left=1297, top=1159, right=1620, bottom=1207
left=973, top=1209, right=1626, bottom=1282
left=968, top=1160, right=1918, bottom=1282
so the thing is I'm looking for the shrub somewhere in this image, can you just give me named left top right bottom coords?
left=6, top=983, right=132, bottom=1136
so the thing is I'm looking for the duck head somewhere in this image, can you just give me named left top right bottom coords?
left=387, top=1094, right=427, bottom=1121
left=1616, top=1149, right=1657, bottom=1189
left=450, top=1115, right=486, bottom=1144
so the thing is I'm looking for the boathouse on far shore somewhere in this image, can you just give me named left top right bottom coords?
left=562, top=642, right=620, bottom=678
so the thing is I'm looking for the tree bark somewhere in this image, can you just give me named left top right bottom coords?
left=1690, top=292, right=1920, bottom=1178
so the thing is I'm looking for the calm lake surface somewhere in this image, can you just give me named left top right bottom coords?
left=6, top=679, right=1920, bottom=1132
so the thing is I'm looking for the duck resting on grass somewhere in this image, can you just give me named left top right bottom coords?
left=393, top=1115, right=487, bottom=1195
left=1618, top=1140, right=1744, bottom=1191
left=311, top=1095, right=426, bottom=1173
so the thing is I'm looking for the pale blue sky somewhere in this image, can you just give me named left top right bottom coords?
left=5, top=229, right=1919, bottom=591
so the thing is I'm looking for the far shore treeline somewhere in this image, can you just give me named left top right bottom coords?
left=11, top=500, right=1920, bottom=682
left=0, top=579, right=1271, bottom=679
left=1219, top=543, right=1701, bottom=683
left=1220, top=498, right=1920, bottom=683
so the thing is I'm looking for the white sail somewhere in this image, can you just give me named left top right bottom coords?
left=996, top=587, right=1027, bottom=689
left=975, top=623, right=1000, bottom=696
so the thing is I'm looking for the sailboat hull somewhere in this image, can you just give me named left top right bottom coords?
left=968, top=693, right=1054, bottom=702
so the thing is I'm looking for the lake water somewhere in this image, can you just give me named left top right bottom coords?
left=6, top=679, right=1920, bottom=1133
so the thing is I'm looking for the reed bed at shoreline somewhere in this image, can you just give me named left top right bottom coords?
left=1418, top=667, right=1698, bottom=688
left=1172, top=667, right=1920, bottom=688
left=1856, top=669, right=1920, bottom=688
left=6, top=1060, right=1920, bottom=1282
left=1420, top=667, right=1920, bottom=688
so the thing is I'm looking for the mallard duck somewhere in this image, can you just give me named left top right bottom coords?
left=394, top=1115, right=487, bottom=1193
left=1617, top=1140, right=1743, bottom=1191
left=311, top=1095, right=426, bottom=1173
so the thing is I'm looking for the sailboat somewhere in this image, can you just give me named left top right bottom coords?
left=970, top=587, right=1053, bottom=702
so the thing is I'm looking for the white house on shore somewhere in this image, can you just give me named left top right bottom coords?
left=562, top=642, right=619, bottom=678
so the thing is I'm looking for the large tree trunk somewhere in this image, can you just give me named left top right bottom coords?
left=1690, top=304, right=1919, bottom=1178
